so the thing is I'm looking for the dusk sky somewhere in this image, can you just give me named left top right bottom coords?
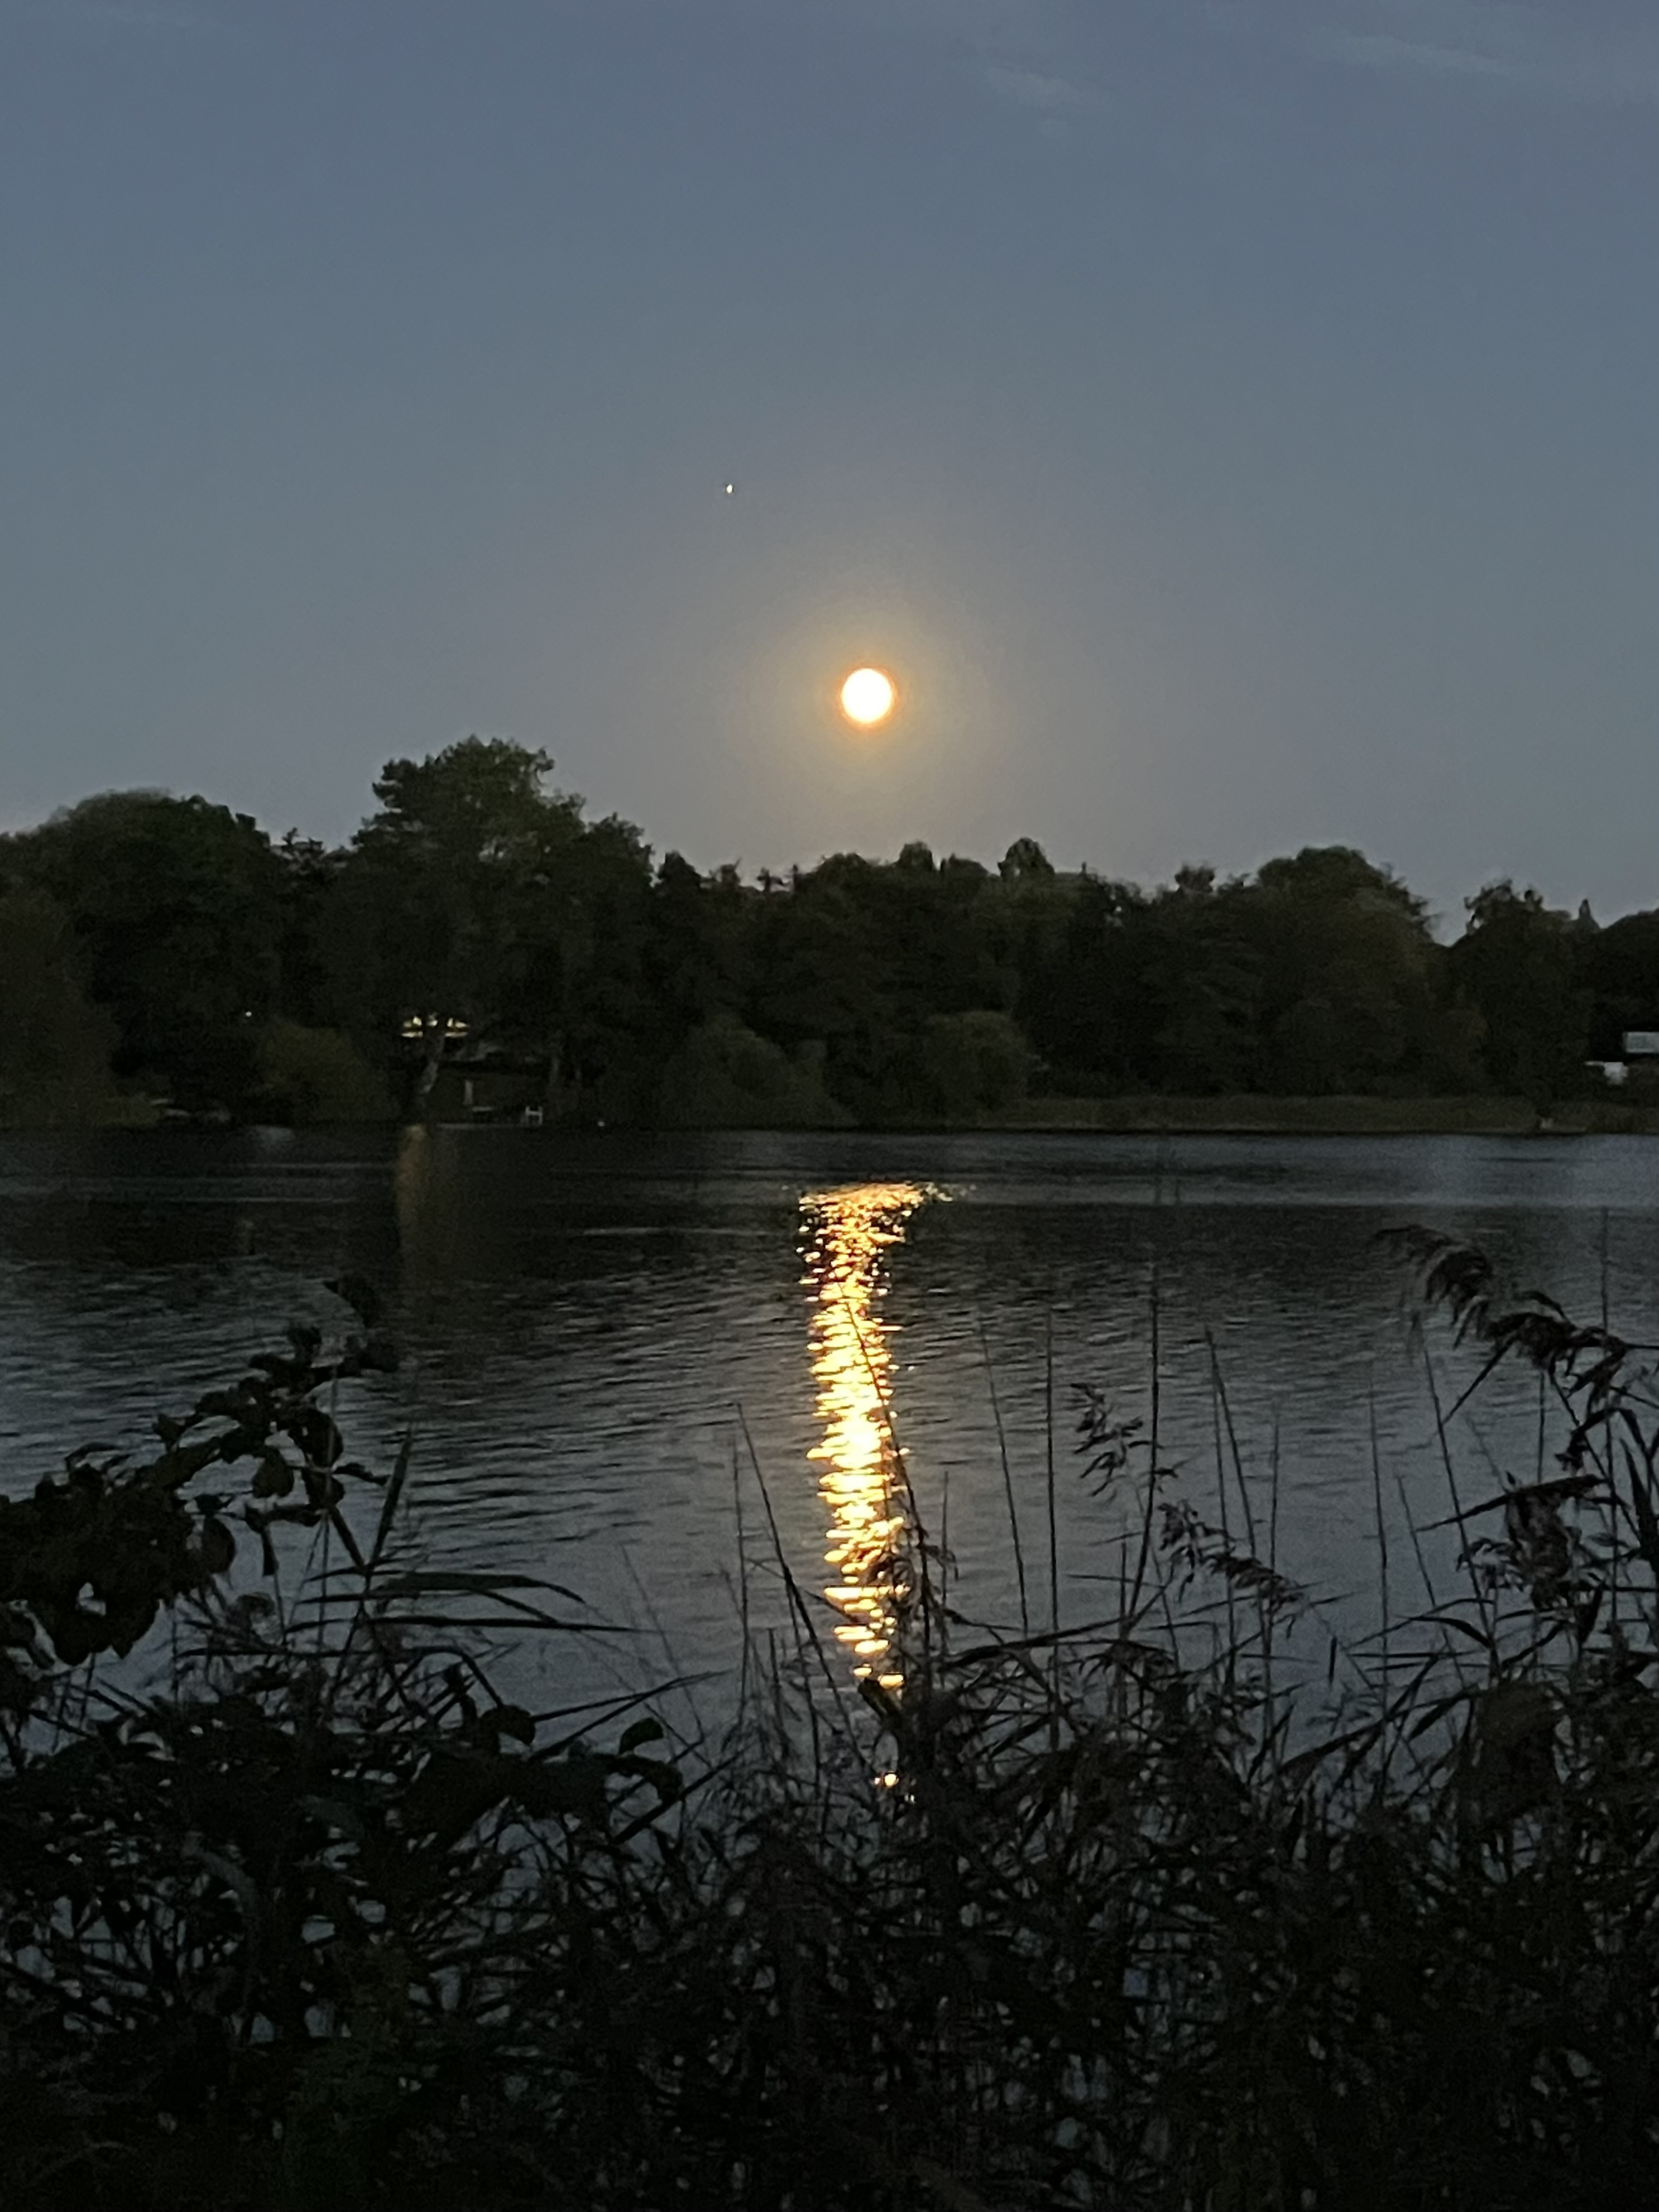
left=2, top=0, right=1655, bottom=923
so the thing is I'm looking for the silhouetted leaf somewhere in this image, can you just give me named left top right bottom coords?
left=198, top=1518, right=236, bottom=1576
left=252, top=1452, right=294, bottom=1499
left=325, top=1273, right=385, bottom=1329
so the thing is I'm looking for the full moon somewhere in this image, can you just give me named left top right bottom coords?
left=840, top=666, right=896, bottom=726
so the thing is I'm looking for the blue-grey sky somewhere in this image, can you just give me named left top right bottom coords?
left=2, top=0, right=1655, bottom=920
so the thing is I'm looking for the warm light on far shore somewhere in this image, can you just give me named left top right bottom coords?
left=840, top=666, right=896, bottom=726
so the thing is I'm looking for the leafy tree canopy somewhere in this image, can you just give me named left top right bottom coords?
left=11, top=791, right=280, bottom=1114
left=6, top=747, right=1657, bottom=1126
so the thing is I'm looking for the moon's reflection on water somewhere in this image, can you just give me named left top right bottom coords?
left=799, top=1182, right=932, bottom=1687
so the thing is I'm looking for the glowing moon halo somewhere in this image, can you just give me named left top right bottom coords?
left=840, top=666, right=896, bottom=727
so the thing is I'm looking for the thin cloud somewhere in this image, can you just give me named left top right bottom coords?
left=1306, top=2, right=1659, bottom=104
left=1313, top=28, right=1527, bottom=78
left=21, top=1, right=242, bottom=35
left=984, top=63, right=1097, bottom=112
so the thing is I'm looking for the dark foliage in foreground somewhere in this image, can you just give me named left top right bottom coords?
left=6, top=1246, right=1659, bottom=2207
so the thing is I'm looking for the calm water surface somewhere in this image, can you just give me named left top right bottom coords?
left=3, top=1128, right=1657, bottom=1705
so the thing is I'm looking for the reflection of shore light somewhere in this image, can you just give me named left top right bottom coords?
left=800, top=1182, right=929, bottom=1686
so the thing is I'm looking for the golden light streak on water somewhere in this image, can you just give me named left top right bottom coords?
left=799, top=1182, right=931, bottom=1687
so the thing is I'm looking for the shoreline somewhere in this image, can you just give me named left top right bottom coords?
left=980, top=1093, right=1659, bottom=1138
left=7, top=1094, right=1659, bottom=1139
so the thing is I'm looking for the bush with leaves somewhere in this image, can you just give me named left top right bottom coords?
left=9, top=1241, right=1659, bottom=2208
left=0, top=1281, right=681, bottom=2212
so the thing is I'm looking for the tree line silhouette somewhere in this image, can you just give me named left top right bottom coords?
left=1, top=737, right=1655, bottom=1125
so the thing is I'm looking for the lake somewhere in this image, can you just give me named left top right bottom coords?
left=3, top=1127, right=1657, bottom=1713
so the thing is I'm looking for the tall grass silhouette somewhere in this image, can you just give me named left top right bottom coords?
left=4, top=1235, right=1659, bottom=2207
